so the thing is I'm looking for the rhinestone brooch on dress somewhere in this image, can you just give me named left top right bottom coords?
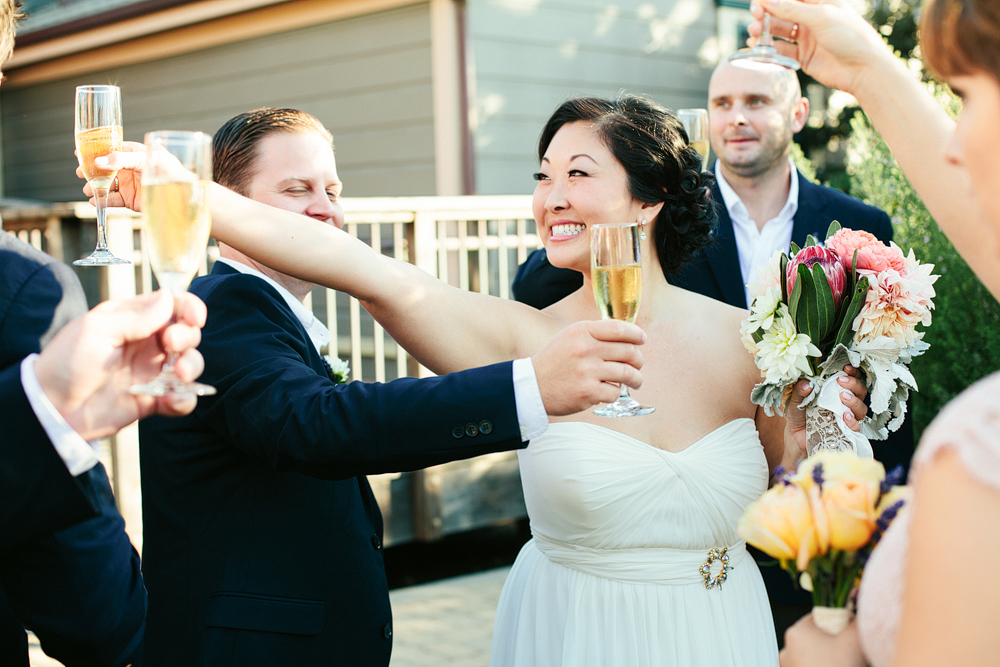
left=700, top=548, right=731, bottom=590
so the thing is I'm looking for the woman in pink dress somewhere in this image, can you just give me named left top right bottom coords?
left=744, top=1, right=1000, bottom=666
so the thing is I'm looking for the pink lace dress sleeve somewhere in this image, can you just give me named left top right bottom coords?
left=856, top=371, right=1000, bottom=667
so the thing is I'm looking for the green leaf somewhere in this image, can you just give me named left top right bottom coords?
left=788, top=267, right=804, bottom=323
left=805, top=234, right=820, bottom=248
left=780, top=253, right=789, bottom=303
left=793, top=264, right=836, bottom=349
left=825, top=220, right=842, bottom=240
left=832, top=275, right=870, bottom=349
left=789, top=241, right=801, bottom=256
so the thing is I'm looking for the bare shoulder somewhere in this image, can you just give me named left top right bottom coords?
left=670, top=288, right=759, bottom=381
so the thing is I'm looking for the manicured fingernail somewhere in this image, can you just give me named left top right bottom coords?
left=845, top=365, right=855, bottom=372
left=838, top=375, right=850, bottom=385
left=95, top=156, right=109, bottom=166
left=841, top=390, right=852, bottom=402
left=844, top=412, right=854, bottom=424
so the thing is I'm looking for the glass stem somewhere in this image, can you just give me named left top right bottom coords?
left=617, top=383, right=630, bottom=402
left=94, top=186, right=110, bottom=252
left=760, top=12, right=775, bottom=48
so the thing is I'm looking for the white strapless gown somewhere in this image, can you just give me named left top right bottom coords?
left=490, top=419, right=779, bottom=667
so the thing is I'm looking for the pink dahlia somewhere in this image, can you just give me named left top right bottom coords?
left=826, top=228, right=907, bottom=274
left=786, top=245, right=848, bottom=308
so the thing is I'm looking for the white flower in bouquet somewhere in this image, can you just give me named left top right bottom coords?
left=853, top=265, right=937, bottom=349
left=755, top=306, right=822, bottom=385
left=746, top=286, right=782, bottom=334
left=747, top=249, right=784, bottom=301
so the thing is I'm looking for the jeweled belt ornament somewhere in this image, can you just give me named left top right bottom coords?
left=700, top=547, right=731, bottom=590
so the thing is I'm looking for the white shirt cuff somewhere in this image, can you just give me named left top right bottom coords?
left=512, top=357, right=548, bottom=442
left=20, top=354, right=100, bottom=477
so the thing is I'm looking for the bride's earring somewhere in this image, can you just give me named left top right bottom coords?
left=639, top=219, right=647, bottom=241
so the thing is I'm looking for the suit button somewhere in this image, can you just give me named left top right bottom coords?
left=465, top=423, right=478, bottom=437
left=383, top=622, right=393, bottom=639
left=371, top=534, right=382, bottom=550
left=479, top=420, right=493, bottom=435
left=451, top=426, right=464, bottom=439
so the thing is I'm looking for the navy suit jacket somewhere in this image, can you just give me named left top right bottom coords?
left=512, top=171, right=914, bottom=606
left=0, top=233, right=145, bottom=667
left=139, top=262, right=527, bottom=667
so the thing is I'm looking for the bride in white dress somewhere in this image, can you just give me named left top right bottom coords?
left=107, top=95, right=869, bottom=666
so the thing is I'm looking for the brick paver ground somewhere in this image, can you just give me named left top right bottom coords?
left=29, top=565, right=512, bottom=667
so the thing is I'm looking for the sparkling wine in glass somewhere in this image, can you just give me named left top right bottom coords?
left=729, top=13, right=800, bottom=71
left=74, top=85, right=130, bottom=266
left=678, top=108, right=710, bottom=171
left=130, top=131, right=215, bottom=397
left=591, top=222, right=653, bottom=417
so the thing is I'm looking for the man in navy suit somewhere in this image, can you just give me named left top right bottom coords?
left=1, top=231, right=207, bottom=666
left=512, top=62, right=913, bottom=643
left=136, top=108, right=645, bottom=667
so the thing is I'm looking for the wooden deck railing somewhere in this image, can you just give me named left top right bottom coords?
left=3, top=195, right=539, bottom=549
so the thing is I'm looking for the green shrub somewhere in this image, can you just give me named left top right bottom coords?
left=844, top=87, right=1000, bottom=440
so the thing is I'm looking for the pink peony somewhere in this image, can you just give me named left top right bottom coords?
left=826, top=228, right=907, bottom=274
left=786, top=245, right=848, bottom=308
left=853, top=265, right=937, bottom=347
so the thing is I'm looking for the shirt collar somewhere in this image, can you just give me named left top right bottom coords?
left=215, top=257, right=331, bottom=353
left=714, top=157, right=800, bottom=223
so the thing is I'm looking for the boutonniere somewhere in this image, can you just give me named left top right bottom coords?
left=322, top=355, right=351, bottom=384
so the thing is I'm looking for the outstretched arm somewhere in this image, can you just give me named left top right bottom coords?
left=87, top=147, right=566, bottom=375
left=750, top=0, right=1000, bottom=300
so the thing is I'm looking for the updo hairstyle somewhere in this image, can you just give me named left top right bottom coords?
left=537, top=95, right=716, bottom=276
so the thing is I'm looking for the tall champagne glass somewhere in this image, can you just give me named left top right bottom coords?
left=591, top=222, right=653, bottom=417
left=130, top=131, right=215, bottom=397
left=728, top=13, right=800, bottom=71
left=678, top=108, right=710, bottom=171
left=74, top=85, right=130, bottom=265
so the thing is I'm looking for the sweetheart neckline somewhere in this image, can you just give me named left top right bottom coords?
left=546, top=418, right=757, bottom=456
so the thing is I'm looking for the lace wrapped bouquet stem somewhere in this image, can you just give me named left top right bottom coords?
left=743, top=222, right=938, bottom=455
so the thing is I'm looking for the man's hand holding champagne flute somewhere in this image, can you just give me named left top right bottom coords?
left=80, top=133, right=216, bottom=396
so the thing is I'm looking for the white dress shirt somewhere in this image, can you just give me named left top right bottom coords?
left=218, top=257, right=549, bottom=442
left=715, top=158, right=799, bottom=307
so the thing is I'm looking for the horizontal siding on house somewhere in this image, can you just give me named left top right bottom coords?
left=1, top=2, right=436, bottom=202
left=467, top=0, right=717, bottom=195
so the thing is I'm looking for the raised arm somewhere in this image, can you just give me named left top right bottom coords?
left=86, top=146, right=564, bottom=375
left=207, top=183, right=563, bottom=373
left=751, top=0, right=1000, bottom=300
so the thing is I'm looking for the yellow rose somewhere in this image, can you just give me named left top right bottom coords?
left=791, top=450, right=884, bottom=495
left=821, top=476, right=878, bottom=552
left=738, top=483, right=819, bottom=570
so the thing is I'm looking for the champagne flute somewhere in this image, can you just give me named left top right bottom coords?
left=591, top=222, right=653, bottom=417
left=678, top=109, right=710, bottom=171
left=130, top=131, right=215, bottom=397
left=74, top=85, right=130, bottom=265
left=728, top=13, right=800, bottom=71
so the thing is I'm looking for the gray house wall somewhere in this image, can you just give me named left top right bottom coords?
left=466, top=0, right=718, bottom=195
left=1, top=3, right=436, bottom=202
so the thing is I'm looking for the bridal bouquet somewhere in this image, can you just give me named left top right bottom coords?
left=742, top=223, right=938, bottom=454
left=738, top=450, right=910, bottom=634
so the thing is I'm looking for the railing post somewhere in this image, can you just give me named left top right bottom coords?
left=104, top=211, right=144, bottom=551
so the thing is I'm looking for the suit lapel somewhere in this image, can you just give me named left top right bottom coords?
left=706, top=182, right=749, bottom=308
left=792, top=173, right=833, bottom=245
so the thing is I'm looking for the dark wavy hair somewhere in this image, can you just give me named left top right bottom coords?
left=922, top=0, right=1000, bottom=82
left=537, top=95, right=716, bottom=276
left=213, top=108, right=333, bottom=195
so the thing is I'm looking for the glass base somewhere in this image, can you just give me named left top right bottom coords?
left=728, top=46, right=801, bottom=71
left=130, top=376, right=216, bottom=397
left=74, top=249, right=131, bottom=266
left=593, top=396, right=655, bottom=418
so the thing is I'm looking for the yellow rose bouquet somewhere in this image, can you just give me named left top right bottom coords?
left=737, top=450, right=911, bottom=634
